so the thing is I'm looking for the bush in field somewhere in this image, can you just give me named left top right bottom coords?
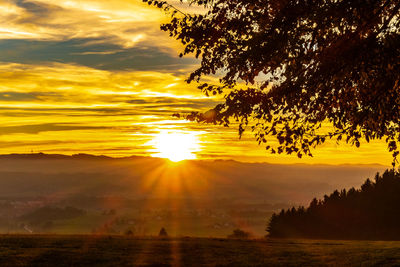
left=159, top=227, right=168, bottom=237
left=228, top=229, right=251, bottom=239
left=124, top=229, right=134, bottom=236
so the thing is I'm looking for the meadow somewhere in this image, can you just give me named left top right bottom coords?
left=1, top=235, right=400, bottom=266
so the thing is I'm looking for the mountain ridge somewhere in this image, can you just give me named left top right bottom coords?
left=0, top=152, right=387, bottom=168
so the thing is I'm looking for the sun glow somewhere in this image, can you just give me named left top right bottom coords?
left=150, top=131, right=201, bottom=162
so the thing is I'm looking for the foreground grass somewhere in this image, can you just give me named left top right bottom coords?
left=1, top=235, right=400, bottom=266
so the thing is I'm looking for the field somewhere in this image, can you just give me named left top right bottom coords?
left=1, top=235, right=400, bottom=266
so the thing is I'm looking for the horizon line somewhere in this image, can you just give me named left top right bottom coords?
left=0, top=152, right=389, bottom=167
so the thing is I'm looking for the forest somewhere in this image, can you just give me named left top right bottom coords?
left=267, top=169, right=400, bottom=240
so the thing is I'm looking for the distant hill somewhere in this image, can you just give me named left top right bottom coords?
left=0, top=153, right=385, bottom=204
left=268, top=169, right=400, bottom=240
left=20, top=206, right=86, bottom=223
left=0, top=153, right=387, bottom=236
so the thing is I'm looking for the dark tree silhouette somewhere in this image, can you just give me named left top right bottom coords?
left=159, top=227, right=168, bottom=237
left=267, top=170, right=400, bottom=240
left=125, top=229, right=134, bottom=236
left=228, top=229, right=252, bottom=239
left=145, top=0, right=400, bottom=164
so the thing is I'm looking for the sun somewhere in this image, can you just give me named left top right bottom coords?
left=149, top=131, right=201, bottom=162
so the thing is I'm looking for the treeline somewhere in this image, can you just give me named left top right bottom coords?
left=267, top=170, right=400, bottom=240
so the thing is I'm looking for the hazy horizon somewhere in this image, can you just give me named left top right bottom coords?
left=0, top=153, right=387, bottom=237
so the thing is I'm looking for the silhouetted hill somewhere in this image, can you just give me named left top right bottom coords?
left=268, top=169, right=400, bottom=240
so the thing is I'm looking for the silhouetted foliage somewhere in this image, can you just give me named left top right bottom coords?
left=159, top=227, right=168, bottom=237
left=267, top=170, right=400, bottom=240
left=228, top=229, right=251, bottom=239
left=145, top=0, right=400, bottom=164
left=124, top=229, right=134, bottom=236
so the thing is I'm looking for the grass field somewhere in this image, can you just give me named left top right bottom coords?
left=1, top=235, right=400, bottom=266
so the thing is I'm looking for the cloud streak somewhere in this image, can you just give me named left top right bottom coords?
left=2, top=0, right=165, bottom=45
left=0, top=38, right=197, bottom=71
left=0, top=123, right=107, bottom=135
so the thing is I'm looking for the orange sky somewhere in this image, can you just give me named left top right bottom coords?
left=0, top=0, right=393, bottom=166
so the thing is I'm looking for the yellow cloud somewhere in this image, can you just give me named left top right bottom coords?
left=0, top=62, right=217, bottom=156
left=0, top=0, right=172, bottom=47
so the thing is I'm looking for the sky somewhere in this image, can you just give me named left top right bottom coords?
left=0, top=0, right=393, bottom=165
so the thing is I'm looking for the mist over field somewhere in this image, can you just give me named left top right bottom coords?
left=0, top=154, right=385, bottom=237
